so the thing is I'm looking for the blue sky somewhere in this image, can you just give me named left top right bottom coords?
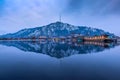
left=0, top=0, right=120, bottom=36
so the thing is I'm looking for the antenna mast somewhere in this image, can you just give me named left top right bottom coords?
left=59, top=14, right=61, bottom=22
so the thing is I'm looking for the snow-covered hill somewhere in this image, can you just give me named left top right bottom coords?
left=0, top=21, right=115, bottom=38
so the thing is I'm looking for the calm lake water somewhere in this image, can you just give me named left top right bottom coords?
left=0, top=41, right=120, bottom=80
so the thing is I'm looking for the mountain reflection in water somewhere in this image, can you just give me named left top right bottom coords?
left=0, top=41, right=118, bottom=58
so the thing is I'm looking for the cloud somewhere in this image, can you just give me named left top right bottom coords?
left=64, top=0, right=120, bottom=15
left=0, top=0, right=65, bottom=33
left=0, top=0, right=6, bottom=15
left=0, top=0, right=120, bottom=36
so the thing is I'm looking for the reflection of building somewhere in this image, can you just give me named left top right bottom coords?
left=84, top=41, right=111, bottom=47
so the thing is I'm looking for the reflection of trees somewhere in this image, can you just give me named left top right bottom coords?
left=0, top=41, right=117, bottom=58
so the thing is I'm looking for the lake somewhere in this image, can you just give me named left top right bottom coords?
left=0, top=41, right=120, bottom=80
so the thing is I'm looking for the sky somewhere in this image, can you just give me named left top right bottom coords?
left=0, top=0, right=120, bottom=36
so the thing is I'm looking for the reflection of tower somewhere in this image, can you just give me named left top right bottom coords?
left=59, top=59, right=62, bottom=73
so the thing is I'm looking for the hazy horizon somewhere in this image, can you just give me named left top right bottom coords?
left=0, top=0, right=120, bottom=36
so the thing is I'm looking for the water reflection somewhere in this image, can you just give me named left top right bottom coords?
left=0, top=41, right=119, bottom=58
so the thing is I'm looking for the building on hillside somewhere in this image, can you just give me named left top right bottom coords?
left=71, top=34, right=84, bottom=42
